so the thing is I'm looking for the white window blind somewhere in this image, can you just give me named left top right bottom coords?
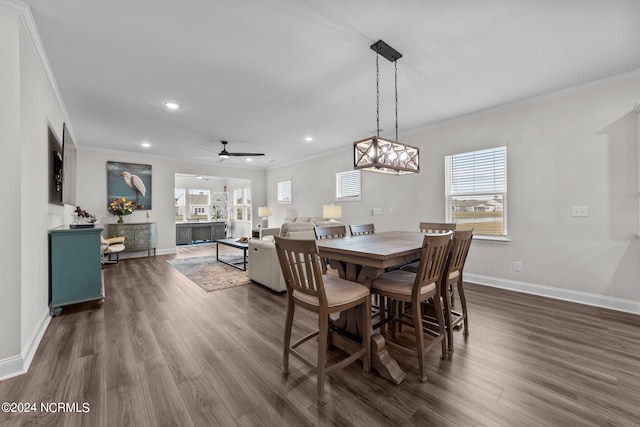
left=336, top=170, right=361, bottom=201
left=445, top=146, right=507, bottom=236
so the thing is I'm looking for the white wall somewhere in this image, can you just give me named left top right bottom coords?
left=0, top=7, right=22, bottom=364
left=0, top=5, right=71, bottom=379
left=76, top=149, right=266, bottom=253
left=265, top=152, right=427, bottom=229
left=267, top=73, right=640, bottom=312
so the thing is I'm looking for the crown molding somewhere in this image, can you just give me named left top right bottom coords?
left=0, top=0, right=76, bottom=142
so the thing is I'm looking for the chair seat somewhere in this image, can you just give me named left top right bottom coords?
left=105, top=243, right=125, bottom=254
left=293, top=275, right=370, bottom=308
left=402, top=262, right=460, bottom=281
left=372, top=270, right=436, bottom=297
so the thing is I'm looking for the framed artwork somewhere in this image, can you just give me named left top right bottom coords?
left=277, top=178, right=292, bottom=204
left=107, top=161, right=152, bottom=210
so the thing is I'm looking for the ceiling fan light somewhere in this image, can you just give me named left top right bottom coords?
left=219, top=153, right=230, bottom=159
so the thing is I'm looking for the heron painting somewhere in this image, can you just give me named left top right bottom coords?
left=107, top=161, right=152, bottom=210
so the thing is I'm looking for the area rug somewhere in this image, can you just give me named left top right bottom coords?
left=167, top=255, right=251, bottom=292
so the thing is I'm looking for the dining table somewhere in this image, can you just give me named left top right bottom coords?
left=316, top=230, right=428, bottom=385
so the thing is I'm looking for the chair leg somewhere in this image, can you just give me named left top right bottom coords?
left=450, top=283, right=455, bottom=308
left=457, top=278, right=469, bottom=337
left=412, top=300, right=427, bottom=382
left=432, top=294, right=448, bottom=360
left=442, top=281, right=454, bottom=353
left=390, top=299, right=398, bottom=338
left=282, top=298, right=295, bottom=375
left=378, top=295, right=386, bottom=334
left=317, top=313, right=329, bottom=402
left=362, top=297, right=372, bottom=373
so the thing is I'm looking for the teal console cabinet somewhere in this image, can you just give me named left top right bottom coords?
left=49, top=226, right=104, bottom=315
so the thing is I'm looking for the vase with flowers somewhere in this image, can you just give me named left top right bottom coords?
left=108, top=197, right=135, bottom=223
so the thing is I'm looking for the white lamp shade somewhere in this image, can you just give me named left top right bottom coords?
left=323, top=204, right=342, bottom=219
left=258, top=206, right=272, bottom=217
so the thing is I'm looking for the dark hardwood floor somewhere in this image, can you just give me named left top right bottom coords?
left=1, top=243, right=639, bottom=426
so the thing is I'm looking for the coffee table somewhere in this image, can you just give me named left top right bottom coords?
left=216, top=238, right=249, bottom=271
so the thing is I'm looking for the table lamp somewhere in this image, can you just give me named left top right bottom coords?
left=322, top=204, right=342, bottom=222
left=258, top=206, right=272, bottom=228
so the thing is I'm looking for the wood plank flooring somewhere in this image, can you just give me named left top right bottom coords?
left=1, top=243, right=639, bottom=426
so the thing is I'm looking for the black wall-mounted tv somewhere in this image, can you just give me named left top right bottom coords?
left=48, top=127, right=63, bottom=205
left=61, top=122, right=77, bottom=206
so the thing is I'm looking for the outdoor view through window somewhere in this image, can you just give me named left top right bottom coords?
left=445, top=146, right=507, bottom=236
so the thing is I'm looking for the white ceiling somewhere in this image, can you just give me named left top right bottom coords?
left=20, top=0, right=640, bottom=168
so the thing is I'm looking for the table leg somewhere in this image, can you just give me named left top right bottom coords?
left=371, top=334, right=406, bottom=385
left=327, top=261, right=407, bottom=384
left=329, top=328, right=406, bottom=385
left=242, top=248, right=247, bottom=271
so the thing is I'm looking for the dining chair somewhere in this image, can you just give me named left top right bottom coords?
left=371, top=232, right=452, bottom=381
left=440, top=229, right=473, bottom=352
left=314, top=225, right=348, bottom=239
left=274, top=236, right=371, bottom=402
left=403, top=221, right=457, bottom=301
left=101, top=235, right=125, bottom=265
left=419, top=222, right=456, bottom=234
left=349, top=223, right=375, bottom=236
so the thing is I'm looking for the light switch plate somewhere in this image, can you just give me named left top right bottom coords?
left=572, top=206, right=588, bottom=217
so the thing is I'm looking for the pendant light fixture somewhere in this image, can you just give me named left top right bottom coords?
left=353, top=40, right=419, bottom=175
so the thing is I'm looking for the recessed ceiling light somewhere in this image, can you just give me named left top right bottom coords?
left=141, top=142, right=151, bottom=148
left=164, top=101, right=180, bottom=110
left=304, top=136, right=313, bottom=142
left=246, top=158, right=253, bottom=162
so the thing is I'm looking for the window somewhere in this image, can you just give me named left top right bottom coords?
left=445, top=146, right=507, bottom=237
left=277, top=178, right=292, bottom=204
left=233, top=187, right=252, bottom=222
left=175, top=189, right=186, bottom=221
left=336, top=170, right=361, bottom=201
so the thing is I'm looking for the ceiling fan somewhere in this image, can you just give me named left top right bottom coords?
left=217, top=140, right=265, bottom=159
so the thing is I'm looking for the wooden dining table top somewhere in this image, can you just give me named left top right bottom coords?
left=316, top=230, right=426, bottom=271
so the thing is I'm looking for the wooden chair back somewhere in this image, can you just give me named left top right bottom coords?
left=274, top=236, right=327, bottom=304
left=445, top=229, right=473, bottom=277
left=419, top=222, right=456, bottom=234
left=314, top=225, right=347, bottom=240
left=412, top=232, right=453, bottom=298
left=349, top=223, right=375, bottom=236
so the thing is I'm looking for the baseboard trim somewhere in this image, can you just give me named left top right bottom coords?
left=465, top=274, right=640, bottom=315
left=0, top=308, right=51, bottom=381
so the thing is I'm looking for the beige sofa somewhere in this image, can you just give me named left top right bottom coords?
left=247, top=218, right=340, bottom=292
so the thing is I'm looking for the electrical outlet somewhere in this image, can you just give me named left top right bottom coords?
left=513, top=261, right=522, bottom=272
left=571, top=206, right=588, bottom=217
left=371, top=208, right=382, bottom=215
left=388, top=208, right=394, bottom=215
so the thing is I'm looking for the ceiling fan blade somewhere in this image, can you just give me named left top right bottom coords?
left=187, top=144, right=219, bottom=155
left=228, top=152, right=265, bottom=157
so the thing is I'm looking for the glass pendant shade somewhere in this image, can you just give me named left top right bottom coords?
left=353, top=136, right=419, bottom=175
